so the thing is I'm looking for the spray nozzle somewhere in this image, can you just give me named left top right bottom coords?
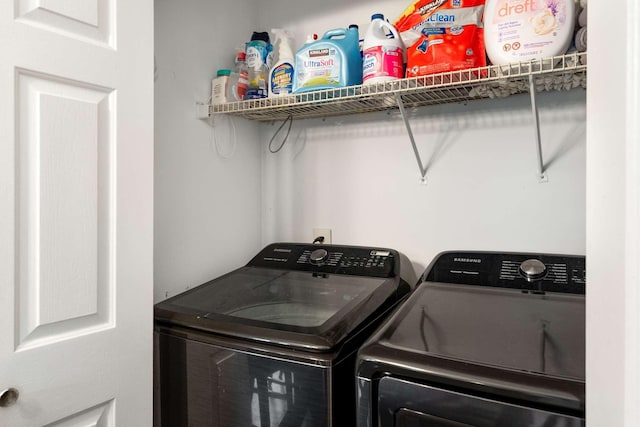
left=271, top=28, right=292, bottom=45
left=270, top=28, right=294, bottom=61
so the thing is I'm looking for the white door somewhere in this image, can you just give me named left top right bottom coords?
left=0, top=0, right=153, bottom=426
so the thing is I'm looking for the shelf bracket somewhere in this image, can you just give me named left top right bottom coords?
left=395, top=93, right=428, bottom=184
left=528, top=74, right=548, bottom=183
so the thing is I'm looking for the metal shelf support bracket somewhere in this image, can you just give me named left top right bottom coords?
left=528, top=74, right=549, bottom=183
left=395, top=93, right=428, bottom=184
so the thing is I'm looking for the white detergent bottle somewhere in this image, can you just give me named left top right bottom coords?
left=269, top=29, right=295, bottom=97
left=362, top=13, right=404, bottom=84
left=484, top=0, right=575, bottom=65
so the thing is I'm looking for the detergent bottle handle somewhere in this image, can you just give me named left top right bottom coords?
left=322, top=28, right=347, bottom=40
left=379, top=20, right=400, bottom=39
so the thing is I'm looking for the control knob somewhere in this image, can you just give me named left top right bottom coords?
left=519, top=259, right=547, bottom=282
left=309, top=248, right=329, bottom=264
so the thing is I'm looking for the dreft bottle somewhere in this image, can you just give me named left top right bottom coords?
left=244, top=31, right=272, bottom=99
left=483, top=0, right=576, bottom=65
left=269, top=29, right=295, bottom=97
left=362, top=14, right=404, bottom=84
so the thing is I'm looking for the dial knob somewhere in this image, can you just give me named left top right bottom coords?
left=519, top=259, right=547, bottom=282
left=309, top=248, right=328, bottom=264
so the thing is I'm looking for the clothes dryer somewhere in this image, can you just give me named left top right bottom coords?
left=357, top=251, right=586, bottom=427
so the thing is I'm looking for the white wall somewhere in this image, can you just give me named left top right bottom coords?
left=262, top=90, right=586, bottom=275
left=154, top=0, right=586, bottom=294
left=154, top=0, right=262, bottom=301
left=255, top=0, right=406, bottom=49
left=258, top=0, right=586, bottom=276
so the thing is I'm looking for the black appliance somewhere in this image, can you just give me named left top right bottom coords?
left=154, top=242, right=416, bottom=427
left=356, top=251, right=586, bottom=427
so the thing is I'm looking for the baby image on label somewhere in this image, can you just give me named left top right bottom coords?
left=484, top=0, right=575, bottom=65
left=531, top=8, right=558, bottom=35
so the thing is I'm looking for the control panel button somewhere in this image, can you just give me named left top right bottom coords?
left=309, top=248, right=329, bottom=264
left=519, top=259, right=547, bottom=282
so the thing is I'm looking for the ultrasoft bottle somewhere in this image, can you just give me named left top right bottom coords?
left=293, top=25, right=362, bottom=93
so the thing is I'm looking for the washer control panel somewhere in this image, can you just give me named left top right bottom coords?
left=425, top=251, right=585, bottom=294
left=248, top=243, right=397, bottom=278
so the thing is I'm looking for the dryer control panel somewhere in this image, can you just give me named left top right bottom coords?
left=424, top=251, right=586, bottom=294
left=247, top=243, right=398, bottom=278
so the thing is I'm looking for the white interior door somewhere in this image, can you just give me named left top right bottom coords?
left=0, top=0, right=153, bottom=426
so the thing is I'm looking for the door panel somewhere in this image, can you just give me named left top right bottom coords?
left=46, top=400, right=114, bottom=427
left=0, top=0, right=153, bottom=425
left=15, top=0, right=113, bottom=46
left=16, top=70, right=115, bottom=351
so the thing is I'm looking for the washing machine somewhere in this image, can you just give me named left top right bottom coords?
left=154, top=242, right=417, bottom=427
left=356, top=250, right=586, bottom=427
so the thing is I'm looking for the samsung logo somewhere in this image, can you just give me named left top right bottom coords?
left=273, top=248, right=292, bottom=253
left=371, top=250, right=390, bottom=257
left=454, top=257, right=482, bottom=263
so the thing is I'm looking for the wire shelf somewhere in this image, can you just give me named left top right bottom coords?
left=211, top=52, right=587, bottom=122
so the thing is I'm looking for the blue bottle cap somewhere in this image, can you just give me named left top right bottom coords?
left=371, top=13, right=384, bottom=21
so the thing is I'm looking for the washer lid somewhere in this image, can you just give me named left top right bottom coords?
left=357, top=282, right=585, bottom=412
left=373, top=282, right=585, bottom=380
left=155, top=243, right=413, bottom=352
left=377, top=251, right=586, bottom=380
left=155, top=266, right=402, bottom=352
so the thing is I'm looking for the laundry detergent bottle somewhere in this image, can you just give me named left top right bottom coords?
left=362, top=14, right=404, bottom=84
left=293, top=25, right=362, bottom=93
left=244, top=31, right=272, bottom=99
left=484, top=0, right=576, bottom=65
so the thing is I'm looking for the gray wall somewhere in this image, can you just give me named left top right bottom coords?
left=262, top=90, right=586, bottom=274
left=154, top=0, right=262, bottom=300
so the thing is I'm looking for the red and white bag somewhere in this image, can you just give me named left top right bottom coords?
left=394, top=0, right=487, bottom=77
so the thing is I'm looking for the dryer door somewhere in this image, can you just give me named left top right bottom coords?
left=377, top=377, right=584, bottom=427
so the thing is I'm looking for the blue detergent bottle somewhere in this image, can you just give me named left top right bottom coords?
left=293, top=24, right=362, bottom=93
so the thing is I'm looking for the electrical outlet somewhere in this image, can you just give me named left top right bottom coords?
left=313, top=228, right=332, bottom=244
left=195, top=102, right=210, bottom=120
